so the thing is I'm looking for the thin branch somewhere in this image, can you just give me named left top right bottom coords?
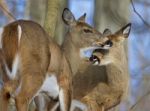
left=0, top=0, right=16, bottom=21
left=130, top=0, right=150, bottom=28
left=129, top=90, right=150, bottom=111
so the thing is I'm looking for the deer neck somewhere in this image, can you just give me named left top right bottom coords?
left=106, top=44, right=129, bottom=93
left=62, top=34, right=84, bottom=75
left=48, top=40, right=63, bottom=74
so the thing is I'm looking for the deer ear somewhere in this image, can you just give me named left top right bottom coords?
left=62, top=8, right=76, bottom=26
left=122, top=23, right=131, bottom=38
left=103, top=28, right=112, bottom=36
left=112, top=23, right=131, bottom=42
left=116, top=23, right=131, bottom=38
left=78, top=13, right=86, bottom=22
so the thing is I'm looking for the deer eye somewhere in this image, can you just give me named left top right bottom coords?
left=104, top=40, right=113, bottom=47
left=83, top=29, right=93, bottom=33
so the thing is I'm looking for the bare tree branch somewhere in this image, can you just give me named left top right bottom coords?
left=129, top=90, right=150, bottom=111
left=130, top=0, right=150, bottom=28
left=0, top=0, right=16, bottom=22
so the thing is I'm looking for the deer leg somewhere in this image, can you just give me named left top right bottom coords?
left=70, top=100, right=88, bottom=111
left=58, top=87, right=72, bottom=111
left=15, top=74, right=44, bottom=111
left=34, top=93, right=51, bottom=111
left=0, top=89, right=10, bottom=111
left=80, top=83, right=122, bottom=111
left=58, top=75, right=72, bottom=111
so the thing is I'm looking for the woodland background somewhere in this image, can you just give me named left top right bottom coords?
left=0, top=0, right=150, bottom=111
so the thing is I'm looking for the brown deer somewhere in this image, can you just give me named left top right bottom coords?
left=39, top=23, right=131, bottom=111
left=72, top=23, right=131, bottom=111
left=36, top=24, right=131, bottom=111
left=0, top=8, right=109, bottom=111
left=32, top=15, right=121, bottom=111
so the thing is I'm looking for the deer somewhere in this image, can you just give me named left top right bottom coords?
left=46, top=24, right=131, bottom=111
left=32, top=20, right=131, bottom=111
left=0, top=8, right=111, bottom=111
left=71, top=23, right=131, bottom=111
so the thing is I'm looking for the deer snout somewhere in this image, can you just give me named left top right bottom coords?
left=93, top=41, right=105, bottom=48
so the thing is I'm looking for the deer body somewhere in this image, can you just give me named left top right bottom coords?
left=46, top=25, right=131, bottom=111
left=0, top=19, right=74, bottom=111
left=78, top=24, right=131, bottom=111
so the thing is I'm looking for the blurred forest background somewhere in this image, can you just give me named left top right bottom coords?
left=0, top=0, right=150, bottom=111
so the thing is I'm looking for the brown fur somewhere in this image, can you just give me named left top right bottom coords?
left=80, top=46, right=128, bottom=111
left=0, top=8, right=125, bottom=111
left=48, top=24, right=130, bottom=111
left=33, top=9, right=109, bottom=111
left=2, top=23, right=19, bottom=71
left=77, top=25, right=131, bottom=111
left=33, top=14, right=130, bottom=111
left=0, top=20, right=51, bottom=111
left=0, top=14, right=105, bottom=111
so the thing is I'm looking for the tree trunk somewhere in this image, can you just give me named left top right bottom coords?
left=44, top=0, right=60, bottom=38
left=94, top=0, right=130, bottom=31
left=26, top=0, right=47, bottom=25
left=54, top=0, right=67, bottom=45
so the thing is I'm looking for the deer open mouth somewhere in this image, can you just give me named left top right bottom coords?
left=89, top=54, right=100, bottom=65
left=90, top=49, right=109, bottom=65
left=80, top=47, right=109, bottom=65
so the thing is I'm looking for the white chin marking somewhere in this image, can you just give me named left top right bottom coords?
left=93, top=61, right=99, bottom=65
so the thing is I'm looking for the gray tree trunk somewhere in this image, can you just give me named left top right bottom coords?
left=26, top=0, right=47, bottom=25
left=44, top=0, right=60, bottom=38
left=54, top=0, right=67, bottom=45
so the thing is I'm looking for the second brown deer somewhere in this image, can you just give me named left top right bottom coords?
left=74, top=23, right=131, bottom=111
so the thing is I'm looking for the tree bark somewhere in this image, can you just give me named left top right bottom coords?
left=26, top=0, right=47, bottom=25
left=54, top=0, right=67, bottom=45
left=44, top=0, right=60, bottom=38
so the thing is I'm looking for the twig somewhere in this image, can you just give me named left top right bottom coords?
left=0, top=0, right=16, bottom=21
left=130, top=0, right=150, bottom=28
left=129, top=90, right=150, bottom=111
